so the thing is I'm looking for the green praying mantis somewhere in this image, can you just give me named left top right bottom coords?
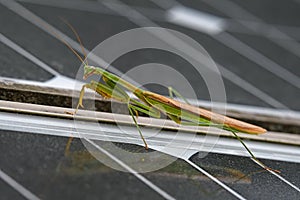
left=59, top=21, right=276, bottom=172
left=77, top=65, right=266, bottom=150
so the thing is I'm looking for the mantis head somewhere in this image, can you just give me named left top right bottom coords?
left=83, top=65, right=96, bottom=80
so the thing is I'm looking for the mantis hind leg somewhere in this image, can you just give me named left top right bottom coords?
left=168, top=87, right=277, bottom=171
left=168, top=87, right=256, bottom=158
left=230, top=131, right=256, bottom=159
left=168, top=87, right=259, bottom=161
left=230, top=131, right=279, bottom=173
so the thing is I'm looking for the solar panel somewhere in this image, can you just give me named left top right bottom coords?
left=1, top=0, right=299, bottom=199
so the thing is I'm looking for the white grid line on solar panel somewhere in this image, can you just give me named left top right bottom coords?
left=0, top=33, right=60, bottom=76
left=185, top=159, right=246, bottom=200
left=0, top=169, right=40, bottom=200
left=0, top=33, right=84, bottom=90
left=84, top=139, right=176, bottom=200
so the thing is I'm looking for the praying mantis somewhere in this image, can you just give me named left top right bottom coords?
left=77, top=64, right=266, bottom=150
left=59, top=21, right=275, bottom=172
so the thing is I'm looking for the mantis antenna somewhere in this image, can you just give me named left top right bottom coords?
left=59, top=17, right=89, bottom=66
left=37, top=16, right=88, bottom=66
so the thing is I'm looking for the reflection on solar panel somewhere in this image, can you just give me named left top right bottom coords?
left=0, top=0, right=300, bottom=199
